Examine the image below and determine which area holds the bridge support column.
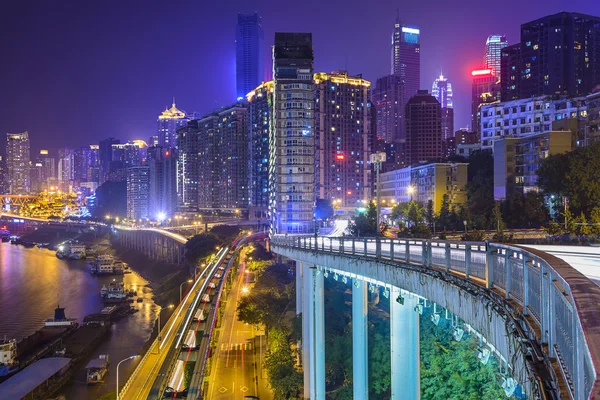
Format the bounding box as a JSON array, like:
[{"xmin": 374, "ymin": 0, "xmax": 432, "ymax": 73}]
[
  {"xmin": 352, "ymin": 278, "xmax": 368, "ymax": 399},
  {"xmin": 308, "ymin": 267, "xmax": 325, "ymax": 400},
  {"xmin": 390, "ymin": 287, "xmax": 420, "ymax": 400},
  {"xmin": 300, "ymin": 263, "xmax": 310, "ymax": 399}
]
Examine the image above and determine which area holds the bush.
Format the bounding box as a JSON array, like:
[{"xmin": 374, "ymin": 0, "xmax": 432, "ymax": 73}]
[
  {"xmin": 492, "ymin": 231, "xmax": 513, "ymax": 243},
  {"xmin": 461, "ymin": 230, "xmax": 486, "ymax": 241}
]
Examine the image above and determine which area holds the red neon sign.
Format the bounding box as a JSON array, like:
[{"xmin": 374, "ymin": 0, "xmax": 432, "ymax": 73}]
[
  {"xmin": 471, "ymin": 68, "xmax": 493, "ymax": 76},
  {"xmin": 336, "ymin": 154, "xmax": 345, "ymax": 160}
]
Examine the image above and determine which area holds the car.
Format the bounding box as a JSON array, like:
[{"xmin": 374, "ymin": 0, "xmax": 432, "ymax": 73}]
[
  {"xmin": 208, "ymin": 282, "xmax": 216, "ymax": 289},
  {"xmin": 215, "ymin": 273, "xmax": 222, "ymax": 279}
]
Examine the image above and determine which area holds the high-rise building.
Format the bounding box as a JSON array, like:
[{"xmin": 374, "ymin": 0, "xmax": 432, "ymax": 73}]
[
  {"xmin": 471, "ymin": 68, "xmax": 501, "ymax": 135},
  {"xmin": 111, "ymin": 140, "xmax": 147, "ymax": 168},
  {"xmin": 484, "ymin": 35, "xmax": 508, "ymax": 78},
  {"xmin": 148, "ymin": 135, "xmax": 159, "ymax": 147},
  {"xmin": 247, "ymin": 81, "xmax": 273, "ymax": 218},
  {"xmin": 176, "ymin": 120, "xmax": 201, "ymax": 211},
  {"xmin": 405, "ymin": 90, "xmax": 442, "ymax": 166},
  {"xmin": 270, "ymin": 33, "xmax": 315, "ymax": 234},
  {"xmin": 86, "ymin": 145, "xmax": 100, "ymax": 183},
  {"xmin": 33, "ymin": 150, "xmax": 56, "ymax": 192},
  {"xmin": 236, "ymin": 12, "xmax": 264, "ymax": 100},
  {"xmin": 432, "ymin": 74, "xmax": 454, "ymax": 141},
  {"xmin": 372, "ymin": 75, "xmax": 405, "ymax": 143},
  {"xmin": 0, "ymin": 155, "xmax": 6, "ymax": 194},
  {"xmin": 148, "ymin": 146, "xmax": 177, "ymax": 219},
  {"xmin": 157, "ymin": 101, "xmax": 192, "ymax": 148},
  {"xmin": 126, "ymin": 166, "xmax": 149, "ymax": 220},
  {"xmin": 99, "ymin": 137, "xmax": 120, "ymax": 184},
  {"xmin": 391, "ymin": 17, "xmax": 420, "ymax": 101},
  {"xmin": 500, "ymin": 12, "xmax": 600, "ymax": 101},
  {"xmin": 500, "ymin": 44, "xmax": 521, "ymax": 102},
  {"xmin": 58, "ymin": 147, "xmax": 75, "ymax": 190},
  {"xmin": 6, "ymin": 132, "xmax": 30, "ymax": 194},
  {"xmin": 314, "ymin": 71, "xmax": 372, "ymax": 209}
]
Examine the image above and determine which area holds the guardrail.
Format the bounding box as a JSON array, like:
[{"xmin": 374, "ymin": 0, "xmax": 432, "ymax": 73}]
[{"xmin": 271, "ymin": 235, "xmax": 600, "ymax": 400}]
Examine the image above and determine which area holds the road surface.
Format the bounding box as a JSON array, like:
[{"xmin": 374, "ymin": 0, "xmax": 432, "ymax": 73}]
[
  {"xmin": 208, "ymin": 260, "xmax": 273, "ymax": 400},
  {"xmin": 524, "ymin": 245, "xmax": 600, "ymax": 284}
]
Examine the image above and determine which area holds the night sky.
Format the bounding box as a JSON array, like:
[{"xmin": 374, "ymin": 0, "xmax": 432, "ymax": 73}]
[{"xmin": 1, "ymin": 0, "xmax": 596, "ymax": 154}]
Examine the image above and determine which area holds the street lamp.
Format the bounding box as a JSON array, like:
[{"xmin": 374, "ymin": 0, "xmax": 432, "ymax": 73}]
[
  {"xmin": 407, "ymin": 185, "xmax": 415, "ymax": 201},
  {"xmin": 463, "ymin": 220, "xmax": 468, "ymax": 233},
  {"xmin": 180, "ymin": 279, "xmax": 193, "ymax": 302},
  {"xmin": 157, "ymin": 304, "xmax": 174, "ymax": 345},
  {"xmin": 370, "ymin": 152, "xmax": 387, "ymax": 235},
  {"xmin": 116, "ymin": 354, "xmax": 139, "ymax": 400}
]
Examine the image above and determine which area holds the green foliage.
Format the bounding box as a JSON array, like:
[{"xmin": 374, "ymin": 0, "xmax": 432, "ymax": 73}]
[
  {"xmin": 265, "ymin": 327, "xmax": 302, "ymax": 399},
  {"xmin": 390, "ymin": 200, "xmax": 425, "ymax": 228},
  {"xmin": 461, "ymin": 230, "xmax": 486, "ymax": 241},
  {"xmin": 209, "ymin": 225, "xmax": 241, "ymax": 241},
  {"xmin": 465, "ymin": 150, "xmax": 494, "ymax": 229},
  {"xmin": 437, "ymin": 194, "xmax": 453, "ymax": 231},
  {"xmin": 248, "ymin": 242, "xmax": 272, "ymax": 261},
  {"xmin": 425, "ymin": 199, "xmax": 435, "ymax": 229},
  {"xmin": 348, "ymin": 202, "xmax": 379, "ymax": 236},
  {"xmin": 184, "ymin": 233, "xmax": 220, "ymax": 264},
  {"xmin": 183, "ymin": 361, "xmax": 195, "ymax": 388},
  {"xmin": 315, "ymin": 198, "xmax": 335, "ymax": 220},
  {"xmin": 491, "ymin": 201, "xmax": 504, "ymax": 231},
  {"xmin": 501, "ymin": 192, "xmax": 548, "ymax": 229}
]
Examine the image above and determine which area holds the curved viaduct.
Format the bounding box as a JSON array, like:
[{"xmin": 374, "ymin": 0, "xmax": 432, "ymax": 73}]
[{"xmin": 271, "ymin": 235, "xmax": 600, "ymax": 400}]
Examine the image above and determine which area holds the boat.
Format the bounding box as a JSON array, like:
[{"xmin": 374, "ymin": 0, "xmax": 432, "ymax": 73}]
[
  {"xmin": 112, "ymin": 261, "xmax": 126, "ymax": 274},
  {"xmin": 91, "ymin": 255, "xmax": 115, "ymax": 275},
  {"xmin": 44, "ymin": 306, "xmax": 77, "ymax": 328},
  {"xmin": 0, "ymin": 338, "xmax": 19, "ymax": 377},
  {"xmin": 68, "ymin": 244, "xmax": 86, "ymax": 260},
  {"xmin": 85, "ymin": 354, "xmax": 109, "ymax": 384},
  {"xmin": 101, "ymin": 306, "xmax": 116, "ymax": 315},
  {"xmin": 100, "ymin": 280, "xmax": 131, "ymax": 303}
]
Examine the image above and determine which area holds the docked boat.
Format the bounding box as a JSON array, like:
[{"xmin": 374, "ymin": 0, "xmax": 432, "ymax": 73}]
[
  {"xmin": 44, "ymin": 306, "xmax": 77, "ymax": 328},
  {"xmin": 68, "ymin": 244, "xmax": 86, "ymax": 259},
  {"xmin": 0, "ymin": 338, "xmax": 18, "ymax": 377},
  {"xmin": 91, "ymin": 255, "xmax": 115, "ymax": 275},
  {"xmin": 100, "ymin": 281, "xmax": 131, "ymax": 303},
  {"xmin": 86, "ymin": 354, "xmax": 109, "ymax": 384},
  {"xmin": 112, "ymin": 261, "xmax": 126, "ymax": 274}
]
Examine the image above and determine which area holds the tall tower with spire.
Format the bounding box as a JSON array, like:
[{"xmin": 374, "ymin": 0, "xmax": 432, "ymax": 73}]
[{"xmin": 157, "ymin": 99, "xmax": 191, "ymax": 148}]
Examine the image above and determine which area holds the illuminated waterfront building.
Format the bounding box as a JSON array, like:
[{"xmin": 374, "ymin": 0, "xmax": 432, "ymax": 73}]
[
  {"xmin": 148, "ymin": 146, "xmax": 177, "ymax": 219},
  {"xmin": 246, "ymin": 81, "xmax": 273, "ymax": 218},
  {"xmin": 314, "ymin": 71, "xmax": 372, "ymax": 209},
  {"xmin": 431, "ymin": 74, "xmax": 454, "ymax": 141},
  {"xmin": 270, "ymin": 32, "xmax": 315, "ymax": 234},
  {"xmin": 6, "ymin": 132, "xmax": 30, "ymax": 194},
  {"xmin": 32, "ymin": 150, "xmax": 56, "ymax": 192},
  {"xmin": 483, "ymin": 35, "xmax": 508, "ymax": 77},
  {"xmin": 236, "ymin": 12, "xmax": 264, "ymax": 100}
]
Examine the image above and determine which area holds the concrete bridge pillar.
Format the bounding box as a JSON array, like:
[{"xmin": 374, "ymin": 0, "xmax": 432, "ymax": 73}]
[
  {"xmin": 308, "ymin": 267, "xmax": 325, "ymax": 399},
  {"xmin": 352, "ymin": 278, "xmax": 369, "ymax": 399},
  {"xmin": 300, "ymin": 263, "xmax": 310, "ymax": 399},
  {"xmin": 390, "ymin": 286, "xmax": 420, "ymax": 400}
]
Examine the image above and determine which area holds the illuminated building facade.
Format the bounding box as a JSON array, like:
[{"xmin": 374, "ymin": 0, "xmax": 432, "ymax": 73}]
[
  {"xmin": 314, "ymin": 71, "xmax": 372, "ymax": 209},
  {"xmin": 176, "ymin": 120, "xmax": 201, "ymax": 211},
  {"xmin": 32, "ymin": 150, "xmax": 56, "ymax": 192},
  {"xmin": 471, "ymin": 68, "xmax": 500, "ymax": 135},
  {"xmin": 372, "ymin": 75, "xmax": 405, "ymax": 143},
  {"xmin": 99, "ymin": 137, "xmax": 119, "ymax": 184},
  {"xmin": 58, "ymin": 147, "xmax": 74, "ymax": 190},
  {"xmin": 126, "ymin": 165, "xmax": 149, "ymax": 220},
  {"xmin": 148, "ymin": 146, "xmax": 177, "ymax": 219},
  {"xmin": 483, "ymin": 35, "xmax": 508, "ymax": 77},
  {"xmin": 431, "ymin": 74, "xmax": 454, "ymax": 141},
  {"xmin": 157, "ymin": 101, "xmax": 193, "ymax": 148},
  {"xmin": 405, "ymin": 90, "xmax": 442, "ymax": 166},
  {"xmin": 247, "ymin": 81, "xmax": 273, "ymax": 217},
  {"xmin": 391, "ymin": 17, "xmax": 420, "ymax": 101},
  {"xmin": 270, "ymin": 33, "xmax": 315, "ymax": 234},
  {"xmin": 111, "ymin": 140, "xmax": 147, "ymax": 168},
  {"xmin": 500, "ymin": 12, "xmax": 600, "ymax": 101},
  {"xmin": 500, "ymin": 44, "xmax": 521, "ymax": 102},
  {"xmin": 6, "ymin": 132, "xmax": 31, "ymax": 194},
  {"xmin": 236, "ymin": 12, "xmax": 264, "ymax": 100}
]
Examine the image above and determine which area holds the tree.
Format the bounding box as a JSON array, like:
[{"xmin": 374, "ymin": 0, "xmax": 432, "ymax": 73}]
[
  {"xmin": 406, "ymin": 201, "xmax": 424, "ymax": 227},
  {"xmin": 437, "ymin": 194, "xmax": 452, "ymax": 231},
  {"xmin": 347, "ymin": 202, "xmax": 379, "ymax": 236},
  {"xmin": 491, "ymin": 201, "xmax": 504, "ymax": 231},
  {"xmin": 315, "ymin": 198, "xmax": 335, "ymax": 220},
  {"xmin": 425, "ymin": 200, "xmax": 435, "ymax": 230},
  {"xmin": 465, "ymin": 150, "xmax": 495, "ymax": 230},
  {"xmin": 184, "ymin": 233, "xmax": 220, "ymax": 264}
]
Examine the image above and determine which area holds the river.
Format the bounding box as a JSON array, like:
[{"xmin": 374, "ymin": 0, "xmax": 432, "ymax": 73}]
[{"xmin": 0, "ymin": 242, "xmax": 159, "ymax": 399}]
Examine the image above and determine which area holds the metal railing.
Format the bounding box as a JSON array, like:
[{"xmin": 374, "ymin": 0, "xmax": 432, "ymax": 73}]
[{"xmin": 271, "ymin": 235, "xmax": 600, "ymax": 400}]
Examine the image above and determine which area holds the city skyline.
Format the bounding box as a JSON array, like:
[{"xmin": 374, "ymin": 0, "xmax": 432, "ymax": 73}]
[{"xmin": 2, "ymin": 1, "xmax": 594, "ymax": 154}]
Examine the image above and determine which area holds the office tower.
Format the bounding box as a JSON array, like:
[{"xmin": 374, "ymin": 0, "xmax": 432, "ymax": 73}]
[
  {"xmin": 270, "ymin": 32, "xmax": 315, "ymax": 234},
  {"xmin": 500, "ymin": 44, "xmax": 521, "ymax": 101},
  {"xmin": 126, "ymin": 166, "xmax": 149, "ymax": 220},
  {"xmin": 196, "ymin": 104, "xmax": 249, "ymax": 209},
  {"xmin": 148, "ymin": 135, "xmax": 159, "ymax": 147},
  {"xmin": 86, "ymin": 145, "xmax": 100, "ymax": 183},
  {"xmin": 236, "ymin": 12, "xmax": 265, "ymax": 100},
  {"xmin": 391, "ymin": 16, "xmax": 420, "ymax": 101},
  {"xmin": 148, "ymin": 146, "xmax": 177, "ymax": 219},
  {"xmin": 6, "ymin": 132, "xmax": 30, "ymax": 194},
  {"xmin": 247, "ymin": 81, "xmax": 273, "ymax": 218},
  {"xmin": 372, "ymin": 75, "xmax": 405, "ymax": 143},
  {"xmin": 501, "ymin": 12, "xmax": 600, "ymax": 101},
  {"xmin": 432, "ymin": 74, "xmax": 454, "ymax": 141},
  {"xmin": 314, "ymin": 71, "xmax": 372, "ymax": 208},
  {"xmin": 471, "ymin": 68, "xmax": 500, "ymax": 135},
  {"xmin": 57, "ymin": 147, "xmax": 75, "ymax": 190},
  {"xmin": 157, "ymin": 101, "xmax": 192, "ymax": 147},
  {"xmin": 176, "ymin": 120, "xmax": 201, "ymax": 211},
  {"xmin": 405, "ymin": 90, "xmax": 442, "ymax": 166},
  {"xmin": 99, "ymin": 137, "xmax": 120, "ymax": 184},
  {"xmin": 0, "ymin": 155, "xmax": 6, "ymax": 194},
  {"xmin": 111, "ymin": 140, "xmax": 147, "ymax": 168},
  {"xmin": 33, "ymin": 150, "xmax": 56, "ymax": 192},
  {"xmin": 484, "ymin": 35, "xmax": 508, "ymax": 77}
]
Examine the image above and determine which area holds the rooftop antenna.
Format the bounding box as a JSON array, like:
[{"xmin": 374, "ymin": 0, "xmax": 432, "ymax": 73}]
[{"xmin": 172, "ymin": 96, "xmax": 176, "ymax": 107}]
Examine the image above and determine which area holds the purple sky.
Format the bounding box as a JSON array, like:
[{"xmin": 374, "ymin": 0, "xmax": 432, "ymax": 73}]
[{"xmin": 0, "ymin": 0, "xmax": 596, "ymax": 155}]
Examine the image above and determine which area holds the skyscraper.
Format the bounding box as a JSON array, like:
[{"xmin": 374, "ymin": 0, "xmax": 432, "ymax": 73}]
[
  {"xmin": 431, "ymin": 74, "xmax": 454, "ymax": 141},
  {"xmin": 372, "ymin": 75, "xmax": 405, "ymax": 143},
  {"xmin": 176, "ymin": 120, "xmax": 201, "ymax": 211},
  {"xmin": 148, "ymin": 146, "xmax": 177, "ymax": 219},
  {"xmin": 483, "ymin": 35, "xmax": 508, "ymax": 77},
  {"xmin": 6, "ymin": 132, "xmax": 30, "ymax": 194},
  {"xmin": 126, "ymin": 166, "xmax": 149, "ymax": 220},
  {"xmin": 405, "ymin": 90, "xmax": 442, "ymax": 166},
  {"xmin": 236, "ymin": 12, "xmax": 264, "ymax": 100},
  {"xmin": 33, "ymin": 150, "xmax": 56, "ymax": 192},
  {"xmin": 99, "ymin": 137, "xmax": 120, "ymax": 184},
  {"xmin": 471, "ymin": 68, "xmax": 500, "ymax": 135},
  {"xmin": 157, "ymin": 101, "xmax": 192, "ymax": 148},
  {"xmin": 270, "ymin": 33, "xmax": 315, "ymax": 234},
  {"xmin": 500, "ymin": 12, "xmax": 600, "ymax": 101},
  {"xmin": 314, "ymin": 71, "xmax": 372, "ymax": 208},
  {"xmin": 391, "ymin": 17, "xmax": 420, "ymax": 101},
  {"xmin": 500, "ymin": 44, "xmax": 521, "ymax": 101},
  {"xmin": 247, "ymin": 81, "xmax": 273, "ymax": 218}
]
